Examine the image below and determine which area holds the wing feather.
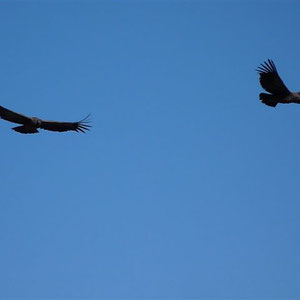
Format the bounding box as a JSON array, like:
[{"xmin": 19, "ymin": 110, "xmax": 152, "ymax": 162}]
[
  {"xmin": 257, "ymin": 59, "xmax": 291, "ymax": 96},
  {"xmin": 0, "ymin": 105, "xmax": 32, "ymax": 125}
]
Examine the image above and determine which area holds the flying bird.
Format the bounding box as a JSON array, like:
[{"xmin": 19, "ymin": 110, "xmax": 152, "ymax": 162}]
[
  {"xmin": 257, "ymin": 59, "xmax": 300, "ymax": 107},
  {"xmin": 0, "ymin": 105, "xmax": 91, "ymax": 134}
]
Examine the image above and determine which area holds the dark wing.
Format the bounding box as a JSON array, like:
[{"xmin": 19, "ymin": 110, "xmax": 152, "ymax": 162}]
[
  {"xmin": 256, "ymin": 59, "xmax": 291, "ymax": 95},
  {"xmin": 39, "ymin": 114, "xmax": 91, "ymax": 133},
  {"xmin": 0, "ymin": 105, "xmax": 32, "ymax": 125}
]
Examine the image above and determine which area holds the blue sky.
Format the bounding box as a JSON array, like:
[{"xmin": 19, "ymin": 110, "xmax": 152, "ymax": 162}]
[{"xmin": 0, "ymin": 1, "xmax": 300, "ymax": 298}]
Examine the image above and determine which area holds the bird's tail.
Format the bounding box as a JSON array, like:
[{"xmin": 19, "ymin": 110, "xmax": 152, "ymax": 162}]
[
  {"xmin": 12, "ymin": 125, "xmax": 39, "ymax": 134},
  {"xmin": 259, "ymin": 93, "xmax": 278, "ymax": 107}
]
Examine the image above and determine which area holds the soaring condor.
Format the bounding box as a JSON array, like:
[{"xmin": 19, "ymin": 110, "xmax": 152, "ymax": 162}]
[
  {"xmin": 257, "ymin": 59, "xmax": 300, "ymax": 107},
  {"xmin": 0, "ymin": 105, "xmax": 91, "ymax": 134}
]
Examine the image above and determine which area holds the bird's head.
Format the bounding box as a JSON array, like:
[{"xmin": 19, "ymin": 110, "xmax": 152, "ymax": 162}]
[{"xmin": 31, "ymin": 117, "xmax": 42, "ymax": 127}]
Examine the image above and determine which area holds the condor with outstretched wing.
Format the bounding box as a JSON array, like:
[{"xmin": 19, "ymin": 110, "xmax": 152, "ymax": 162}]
[
  {"xmin": 0, "ymin": 105, "xmax": 91, "ymax": 134},
  {"xmin": 257, "ymin": 59, "xmax": 300, "ymax": 107}
]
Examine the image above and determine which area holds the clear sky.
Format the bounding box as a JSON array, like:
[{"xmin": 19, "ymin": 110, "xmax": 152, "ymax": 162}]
[{"xmin": 0, "ymin": 1, "xmax": 300, "ymax": 299}]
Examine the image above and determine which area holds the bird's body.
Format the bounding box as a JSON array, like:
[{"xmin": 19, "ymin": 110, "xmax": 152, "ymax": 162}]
[
  {"xmin": 257, "ymin": 59, "xmax": 300, "ymax": 107},
  {"xmin": 0, "ymin": 105, "xmax": 91, "ymax": 134}
]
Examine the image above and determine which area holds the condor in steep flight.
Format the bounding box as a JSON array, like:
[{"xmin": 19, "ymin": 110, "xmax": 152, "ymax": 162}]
[
  {"xmin": 257, "ymin": 59, "xmax": 300, "ymax": 107},
  {"xmin": 0, "ymin": 105, "xmax": 91, "ymax": 134}
]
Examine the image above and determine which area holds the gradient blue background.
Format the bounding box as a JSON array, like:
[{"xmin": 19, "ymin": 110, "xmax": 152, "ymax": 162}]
[{"xmin": 0, "ymin": 1, "xmax": 300, "ymax": 298}]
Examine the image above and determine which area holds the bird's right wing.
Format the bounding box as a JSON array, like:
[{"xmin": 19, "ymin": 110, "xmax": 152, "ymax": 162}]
[
  {"xmin": 257, "ymin": 59, "xmax": 291, "ymax": 95},
  {"xmin": 39, "ymin": 115, "xmax": 91, "ymax": 133},
  {"xmin": 0, "ymin": 105, "xmax": 32, "ymax": 125}
]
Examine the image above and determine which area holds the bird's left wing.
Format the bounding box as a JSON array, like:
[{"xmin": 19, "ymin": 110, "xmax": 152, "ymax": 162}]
[
  {"xmin": 0, "ymin": 105, "xmax": 33, "ymax": 125},
  {"xmin": 39, "ymin": 115, "xmax": 91, "ymax": 133},
  {"xmin": 257, "ymin": 59, "xmax": 291, "ymax": 96}
]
